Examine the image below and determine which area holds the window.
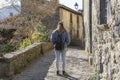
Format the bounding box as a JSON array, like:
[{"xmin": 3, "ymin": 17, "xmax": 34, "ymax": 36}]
[{"xmin": 100, "ymin": 0, "xmax": 107, "ymax": 24}]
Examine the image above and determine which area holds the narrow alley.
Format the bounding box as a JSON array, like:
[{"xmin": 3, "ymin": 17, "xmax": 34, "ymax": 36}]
[{"xmin": 12, "ymin": 47, "xmax": 95, "ymax": 80}]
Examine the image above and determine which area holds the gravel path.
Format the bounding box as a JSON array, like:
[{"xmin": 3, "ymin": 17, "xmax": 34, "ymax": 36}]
[{"xmin": 12, "ymin": 47, "xmax": 95, "ymax": 80}]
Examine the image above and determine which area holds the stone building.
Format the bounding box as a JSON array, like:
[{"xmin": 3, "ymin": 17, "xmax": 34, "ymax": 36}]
[
  {"xmin": 59, "ymin": 5, "xmax": 83, "ymax": 46},
  {"xmin": 84, "ymin": 0, "xmax": 120, "ymax": 80}
]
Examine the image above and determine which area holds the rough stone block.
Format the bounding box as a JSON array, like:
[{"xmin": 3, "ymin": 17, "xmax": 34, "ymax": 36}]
[
  {"xmin": 115, "ymin": 14, "xmax": 120, "ymax": 26},
  {"xmin": 0, "ymin": 42, "xmax": 53, "ymax": 78},
  {"xmin": 0, "ymin": 62, "xmax": 9, "ymax": 77},
  {"xmin": 88, "ymin": 54, "xmax": 94, "ymax": 65},
  {"xmin": 41, "ymin": 42, "xmax": 53, "ymax": 54}
]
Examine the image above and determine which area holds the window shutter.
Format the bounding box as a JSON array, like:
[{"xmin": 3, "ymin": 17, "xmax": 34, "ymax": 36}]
[{"xmin": 100, "ymin": 0, "xmax": 107, "ymax": 24}]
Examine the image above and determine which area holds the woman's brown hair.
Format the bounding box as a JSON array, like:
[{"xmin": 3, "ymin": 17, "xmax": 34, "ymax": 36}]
[{"xmin": 57, "ymin": 21, "xmax": 66, "ymax": 32}]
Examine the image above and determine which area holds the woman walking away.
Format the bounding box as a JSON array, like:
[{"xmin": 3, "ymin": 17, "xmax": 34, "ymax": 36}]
[{"xmin": 50, "ymin": 21, "xmax": 70, "ymax": 75}]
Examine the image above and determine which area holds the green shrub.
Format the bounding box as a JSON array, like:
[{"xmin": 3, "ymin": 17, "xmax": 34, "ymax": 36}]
[
  {"xmin": 32, "ymin": 32, "xmax": 48, "ymax": 42},
  {"xmin": 2, "ymin": 44, "xmax": 15, "ymax": 53},
  {"xmin": 19, "ymin": 38, "xmax": 31, "ymax": 49},
  {"xmin": 31, "ymin": 22, "xmax": 48, "ymax": 42},
  {"xmin": 18, "ymin": 22, "xmax": 48, "ymax": 50}
]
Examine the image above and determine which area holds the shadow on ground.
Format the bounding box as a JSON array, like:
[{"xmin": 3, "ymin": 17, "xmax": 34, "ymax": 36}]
[
  {"xmin": 58, "ymin": 73, "xmax": 79, "ymax": 80},
  {"xmin": 68, "ymin": 46, "xmax": 85, "ymax": 50}
]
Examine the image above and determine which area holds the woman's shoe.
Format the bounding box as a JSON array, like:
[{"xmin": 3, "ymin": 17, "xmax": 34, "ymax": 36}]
[
  {"xmin": 56, "ymin": 71, "xmax": 59, "ymax": 75},
  {"xmin": 62, "ymin": 71, "xmax": 66, "ymax": 75}
]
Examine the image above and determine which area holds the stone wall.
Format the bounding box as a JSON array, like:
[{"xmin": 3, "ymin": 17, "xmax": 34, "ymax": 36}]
[
  {"xmin": 91, "ymin": 0, "xmax": 120, "ymax": 80},
  {"xmin": 83, "ymin": 0, "xmax": 91, "ymax": 53},
  {"xmin": 0, "ymin": 42, "xmax": 53, "ymax": 78}
]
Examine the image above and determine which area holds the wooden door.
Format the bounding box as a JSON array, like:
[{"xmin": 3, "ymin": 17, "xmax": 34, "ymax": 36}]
[{"xmin": 70, "ymin": 13, "xmax": 83, "ymax": 46}]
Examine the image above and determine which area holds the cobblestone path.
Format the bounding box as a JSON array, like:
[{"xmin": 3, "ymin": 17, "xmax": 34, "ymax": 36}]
[{"xmin": 12, "ymin": 47, "xmax": 95, "ymax": 80}]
